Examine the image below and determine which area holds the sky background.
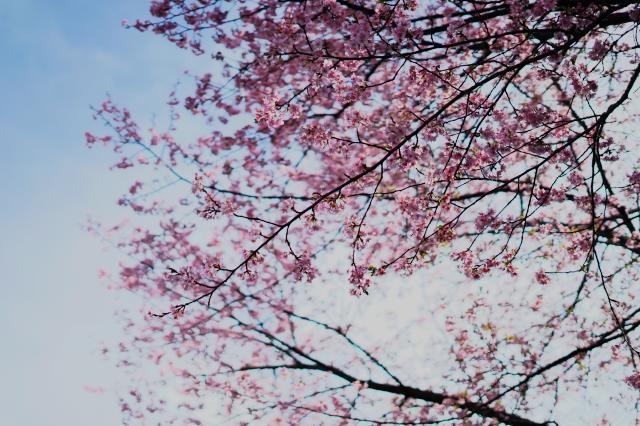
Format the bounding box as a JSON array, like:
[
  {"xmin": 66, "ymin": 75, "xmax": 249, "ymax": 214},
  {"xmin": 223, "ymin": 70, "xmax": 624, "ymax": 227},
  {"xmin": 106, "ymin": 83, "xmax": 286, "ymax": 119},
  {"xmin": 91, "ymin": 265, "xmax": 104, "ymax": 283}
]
[
  {"xmin": 0, "ymin": 1, "xmax": 209, "ymax": 424},
  {"xmin": 1, "ymin": 2, "xmax": 638, "ymax": 425}
]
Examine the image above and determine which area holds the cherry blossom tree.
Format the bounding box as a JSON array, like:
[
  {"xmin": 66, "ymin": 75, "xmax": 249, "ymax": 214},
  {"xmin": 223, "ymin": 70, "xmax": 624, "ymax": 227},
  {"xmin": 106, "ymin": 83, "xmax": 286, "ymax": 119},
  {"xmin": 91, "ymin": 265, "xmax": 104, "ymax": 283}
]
[{"xmin": 87, "ymin": 0, "xmax": 640, "ymax": 424}]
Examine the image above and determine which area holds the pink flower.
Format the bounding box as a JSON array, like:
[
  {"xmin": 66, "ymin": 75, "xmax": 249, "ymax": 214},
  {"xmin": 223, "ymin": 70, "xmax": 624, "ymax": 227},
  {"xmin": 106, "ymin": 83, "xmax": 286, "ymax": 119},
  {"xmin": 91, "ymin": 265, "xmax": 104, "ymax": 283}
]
[
  {"xmin": 349, "ymin": 266, "xmax": 371, "ymax": 296},
  {"xmin": 535, "ymin": 270, "xmax": 551, "ymax": 285},
  {"xmin": 625, "ymin": 372, "xmax": 640, "ymax": 389},
  {"xmin": 589, "ymin": 40, "xmax": 609, "ymax": 61},
  {"xmin": 292, "ymin": 254, "xmax": 317, "ymax": 283}
]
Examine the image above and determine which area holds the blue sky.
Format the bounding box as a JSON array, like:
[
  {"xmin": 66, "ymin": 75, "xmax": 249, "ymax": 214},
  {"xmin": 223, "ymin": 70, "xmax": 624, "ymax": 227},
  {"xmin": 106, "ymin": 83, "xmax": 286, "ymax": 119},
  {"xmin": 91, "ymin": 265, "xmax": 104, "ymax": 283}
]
[
  {"xmin": 0, "ymin": 1, "xmax": 208, "ymax": 424},
  {"xmin": 1, "ymin": 2, "xmax": 638, "ymax": 425}
]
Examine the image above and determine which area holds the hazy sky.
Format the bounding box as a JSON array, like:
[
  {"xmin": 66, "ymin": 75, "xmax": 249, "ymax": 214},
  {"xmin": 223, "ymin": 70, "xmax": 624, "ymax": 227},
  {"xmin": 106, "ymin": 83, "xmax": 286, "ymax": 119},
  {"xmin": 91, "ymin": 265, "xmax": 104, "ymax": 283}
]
[
  {"xmin": 0, "ymin": 1, "xmax": 208, "ymax": 424},
  {"xmin": 2, "ymin": 2, "xmax": 638, "ymax": 425}
]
